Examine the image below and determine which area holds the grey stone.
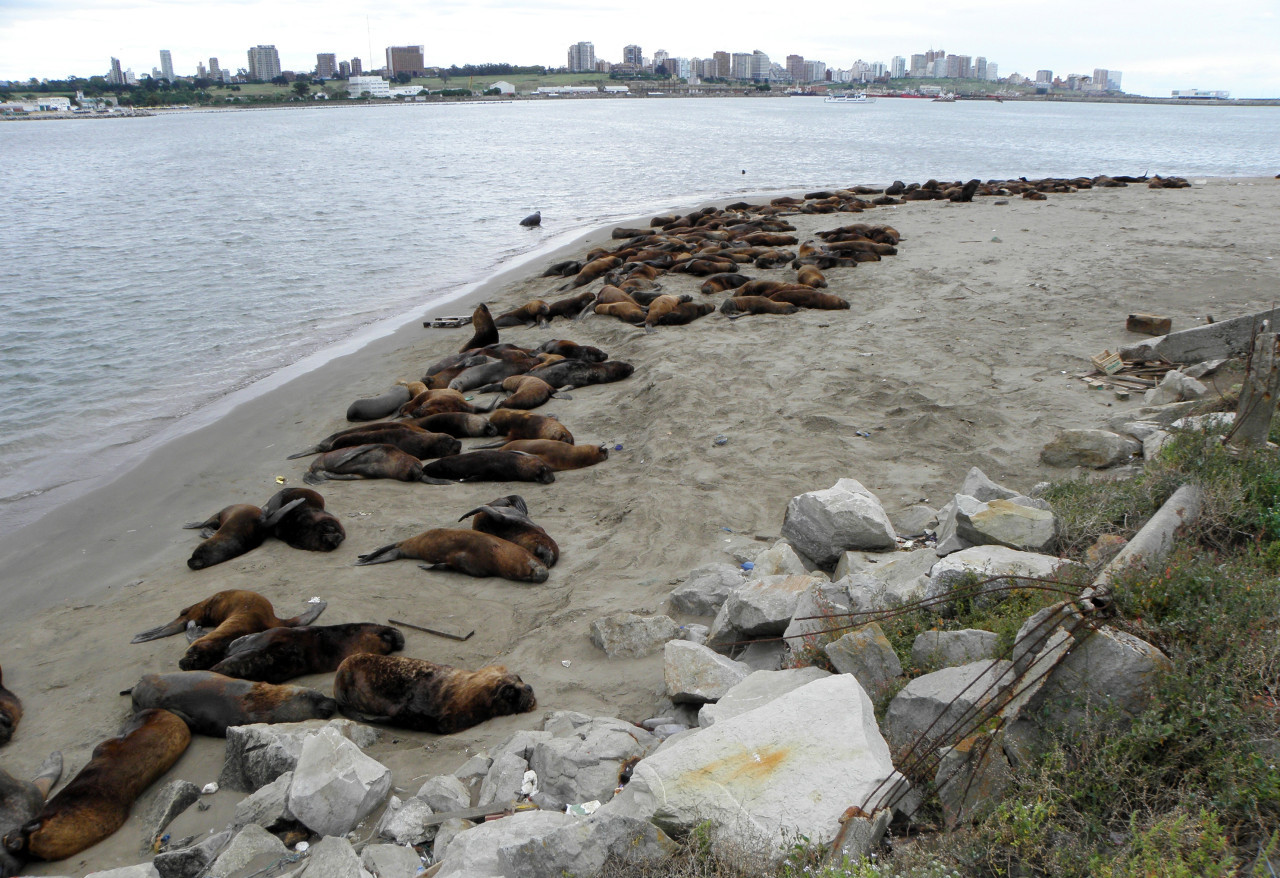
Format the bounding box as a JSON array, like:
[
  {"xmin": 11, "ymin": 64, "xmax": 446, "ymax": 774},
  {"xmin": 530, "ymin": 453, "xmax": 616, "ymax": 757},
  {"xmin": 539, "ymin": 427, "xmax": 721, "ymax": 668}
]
[
  {"xmin": 1171, "ymin": 411, "xmax": 1235, "ymax": 431},
  {"xmin": 416, "ymin": 774, "xmax": 471, "ymax": 813},
  {"xmin": 698, "ymin": 667, "xmax": 832, "ymax": 727},
  {"xmin": 589, "ymin": 612, "xmax": 681, "ymax": 658},
  {"xmin": 1040, "ymin": 429, "xmax": 1141, "ymax": 468},
  {"xmin": 829, "ymin": 808, "xmax": 892, "ymax": 865},
  {"xmin": 912, "ymin": 630, "xmax": 1001, "ymax": 670},
  {"xmin": 782, "ymin": 578, "xmax": 855, "ymax": 647},
  {"xmin": 141, "ymin": 779, "xmax": 201, "ymax": 851},
  {"xmin": 231, "ymin": 770, "xmax": 293, "ymax": 831},
  {"xmin": 1120, "ymin": 306, "xmax": 1280, "ymax": 364},
  {"xmin": 86, "ymin": 866, "xmax": 159, "ymax": 878},
  {"xmin": 499, "ymin": 812, "xmax": 677, "ymax": 878},
  {"xmin": 928, "ymin": 546, "xmax": 1086, "ymax": 605},
  {"xmin": 153, "ymin": 830, "xmax": 232, "ymax": 878},
  {"xmin": 477, "ymin": 751, "xmax": 528, "ymax": 808},
  {"xmin": 935, "ymin": 734, "xmax": 1013, "ymax": 829},
  {"xmin": 959, "ymin": 467, "xmax": 1020, "ymax": 503},
  {"xmin": 823, "ymin": 623, "xmax": 903, "ymax": 697},
  {"xmin": 298, "ymin": 836, "xmax": 364, "ymax": 878},
  {"xmin": 705, "ymin": 600, "xmax": 740, "ymax": 653},
  {"xmin": 287, "ymin": 726, "xmax": 393, "ymax": 838},
  {"xmin": 725, "ymin": 574, "xmax": 819, "ymax": 636},
  {"xmin": 361, "ymin": 843, "xmax": 424, "ymax": 878},
  {"xmin": 891, "ymin": 504, "xmax": 938, "ymax": 537},
  {"xmin": 736, "ymin": 638, "xmax": 786, "ymax": 671},
  {"xmin": 542, "ymin": 710, "xmax": 591, "ymax": 737},
  {"xmin": 529, "ymin": 715, "xmax": 657, "ymax": 809},
  {"xmin": 1144, "ymin": 370, "xmax": 1207, "ymax": 405},
  {"xmin": 663, "ymin": 640, "xmax": 751, "ymax": 703},
  {"xmin": 681, "ymin": 623, "xmax": 709, "ymax": 645},
  {"xmin": 832, "ymin": 550, "xmax": 882, "ymax": 580},
  {"xmin": 749, "ymin": 540, "xmax": 811, "ymax": 577},
  {"xmin": 884, "ymin": 660, "xmax": 1017, "ymax": 754},
  {"xmin": 954, "ymin": 497, "xmax": 1058, "ymax": 553},
  {"xmin": 600, "ymin": 674, "xmax": 908, "ymax": 861},
  {"xmin": 490, "ymin": 730, "xmax": 552, "ymax": 764},
  {"xmin": 1143, "ymin": 429, "xmax": 1173, "ymax": 459},
  {"xmin": 933, "ymin": 498, "xmax": 972, "ymax": 556},
  {"xmin": 453, "ymin": 754, "xmax": 492, "ymax": 785},
  {"xmin": 376, "ymin": 795, "xmax": 436, "ymax": 845},
  {"xmin": 207, "ymin": 825, "xmax": 289, "ymax": 878},
  {"xmin": 431, "ymin": 817, "xmax": 476, "ymax": 864},
  {"xmin": 220, "ymin": 719, "xmax": 377, "ymax": 792},
  {"xmin": 862, "ymin": 548, "xmax": 941, "ymax": 605},
  {"xmin": 670, "ymin": 564, "xmax": 744, "ymax": 616},
  {"xmin": 433, "ymin": 810, "xmax": 577, "ymax": 878},
  {"xmin": 781, "ymin": 478, "xmax": 898, "ymax": 566}
]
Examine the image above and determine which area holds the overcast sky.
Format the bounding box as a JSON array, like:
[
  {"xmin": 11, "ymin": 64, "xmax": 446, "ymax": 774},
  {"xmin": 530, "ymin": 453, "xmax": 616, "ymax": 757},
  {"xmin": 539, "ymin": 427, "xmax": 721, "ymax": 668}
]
[{"xmin": 3, "ymin": 0, "xmax": 1278, "ymax": 98}]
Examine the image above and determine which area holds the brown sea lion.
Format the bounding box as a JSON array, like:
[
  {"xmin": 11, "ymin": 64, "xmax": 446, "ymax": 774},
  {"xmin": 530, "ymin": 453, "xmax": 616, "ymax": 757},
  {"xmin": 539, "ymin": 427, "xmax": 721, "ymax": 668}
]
[
  {"xmin": 289, "ymin": 425, "xmax": 457, "ymax": 461},
  {"xmin": 334, "ymin": 655, "xmax": 537, "ymax": 734},
  {"xmin": 407, "ymin": 412, "xmax": 499, "ymax": 438},
  {"xmin": 823, "ymin": 238, "xmax": 897, "ymax": 256},
  {"xmin": 655, "ymin": 302, "xmax": 715, "ymax": 326},
  {"xmin": 492, "ymin": 300, "xmax": 550, "ymax": 328},
  {"xmin": 345, "ymin": 385, "xmax": 414, "ymax": 422},
  {"xmin": 560, "ymin": 255, "xmax": 622, "ymax": 290},
  {"xmin": 423, "ymin": 344, "xmax": 524, "ymax": 380},
  {"xmin": 399, "ymin": 387, "xmax": 495, "ymax": 418},
  {"xmin": 1, "ymin": 754, "xmax": 62, "ymax": 878},
  {"xmin": 525, "ymin": 359, "xmax": 634, "ymax": 390},
  {"xmin": 768, "ymin": 287, "xmax": 851, "ymax": 310},
  {"xmin": 448, "ymin": 353, "xmax": 541, "ymax": 392},
  {"xmin": 0, "ymin": 666, "xmax": 19, "ymax": 747},
  {"xmin": 753, "ymin": 249, "xmax": 796, "ymax": 269},
  {"xmin": 422, "ymin": 450, "xmax": 556, "ymax": 485},
  {"xmin": 545, "ymin": 291, "xmax": 596, "ymax": 320},
  {"xmin": 355, "ymin": 528, "xmax": 549, "ymax": 582},
  {"xmin": 734, "ymin": 279, "xmax": 790, "ymax": 297},
  {"xmin": 261, "ymin": 488, "xmax": 346, "ymax": 553},
  {"xmin": 127, "ymin": 672, "xmax": 337, "ymax": 737},
  {"xmin": 287, "ymin": 421, "xmax": 426, "ymax": 459},
  {"xmin": 304, "ymin": 444, "xmax": 448, "ymax": 485},
  {"xmin": 211, "ymin": 623, "xmax": 405, "ymax": 684},
  {"xmin": 488, "ymin": 410, "xmax": 574, "ymax": 444},
  {"xmin": 7, "ymin": 711, "xmax": 189, "ymax": 863},
  {"xmin": 720, "ymin": 296, "xmax": 800, "ymax": 318},
  {"xmin": 131, "ymin": 589, "xmax": 328, "ymax": 671},
  {"xmin": 459, "ymin": 303, "xmax": 498, "ymax": 352},
  {"xmin": 644, "ymin": 295, "xmax": 683, "ymax": 332},
  {"xmin": 796, "ymin": 265, "xmax": 828, "ymax": 288},
  {"xmin": 497, "ymin": 440, "xmax": 608, "ymax": 471},
  {"xmin": 397, "ymin": 379, "xmax": 428, "ymax": 398},
  {"xmin": 458, "ymin": 495, "xmax": 559, "ymax": 567},
  {"xmin": 536, "ymin": 339, "xmax": 607, "ymax": 362},
  {"xmin": 182, "ymin": 500, "xmax": 304, "ymax": 571},
  {"xmin": 593, "ymin": 302, "xmax": 647, "ymax": 325},
  {"xmin": 699, "ymin": 273, "xmax": 752, "ymax": 295},
  {"xmin": 495, "ymin": 375, "xmax": 560, "ymax": 410},
  {"xmin": 540, "ymin": 259, "xmax": 583, "ymax": 277}
]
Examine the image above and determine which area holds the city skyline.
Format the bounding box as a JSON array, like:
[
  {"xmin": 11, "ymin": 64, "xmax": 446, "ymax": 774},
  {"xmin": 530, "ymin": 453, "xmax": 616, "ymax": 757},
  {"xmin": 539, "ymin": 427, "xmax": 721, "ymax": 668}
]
[{"xmin": 1, "ymin": 0, "xmax": 1277, "ymax": 98}]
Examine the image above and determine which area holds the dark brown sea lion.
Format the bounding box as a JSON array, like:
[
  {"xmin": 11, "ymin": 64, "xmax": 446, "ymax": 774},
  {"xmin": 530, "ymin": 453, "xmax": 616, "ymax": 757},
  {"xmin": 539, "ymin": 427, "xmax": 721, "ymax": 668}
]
[
  {"xmin": 753, "ymin": 249, "xmax": 796, "ymax": 269},
  {"xmin": 823, "ymin": 238, "xmax": 897, "ymax": 256},
  {"xmin": 458, "ymin": 495, "xmax": 559, "ymax": 567},
  {"xmin": 211, "ymin": 623, "xmax": 405, "ymax": 684},
  {"xmin": 699, "ymin": 273, "xmax": 752, "ymax": 295},
  {"xmin": 261, "ymin": 488, "xmax": 346, "ymax": 552},
  {"xmin": 545, "ymin": 291, "xmax": 597, "ymax": 321},
  {"xmin": 768, "ymin": 287, "xmax": 851, "ymax": 310},
  {"xmin": 497, "ymin": 440, "xmax": 609, "ymax": 471},
  {"xmin": 625, "ymin": 289, "xmax": 685, "ymax": 308},
  {"xmin": 655, "ymin": 302, "xmax": 715, "ymax": 326},
  {"xmin": 1, "ymin": 754, "xmax": 62, "ymax": 878},
  {"xmin": 720, "ymin": 296, "xmax": 800, "ymax": 318},
  {"xmin": 796, "ymin": 265, "xmax": 828, "ymax": 288},
  {"xmin": 131, "ymin": 589, "xmax": 328, "ymax": 671},
  {"xmin": 495, "ymin": 375, "xmax": 560, "ymax": 410},
  {"xmin": 734, "ymin": 279, "xmax": 790, "ymax": 297},
  {"xmin": 182, "ymin": 500, "xmax": 304, "ymax": 571},
  {"xmin": 459, "ymin": 303, "xmax": 499, "ymax": 352},
  {"xmin": 493, "ymin": 300, "xmax": 551, "ymax": 328},
  {"xmin": 304, "ymin": 444, "xmax": 446, "ymax": 485},
  {"xmin": 488, "ymin": 410, "xmax": 575, "ymax": 444},
  {"xmin": 0, "ymin": 667, "xmax": 18, "ymax": 747},
  {"xmin": 6, "ymin": 710, "xmax": 190, "ymax": 863},
  {"xmin": 536, "ymin": 339, "xmax": 607, "ymax": 362},
  {"xmin": 422, "ymin": 450, "xmax": 556, "ymax": 485},
  {"xmin": 423, "ymin": 344, "xmax": 525, "ymax": 380},
  {"xmin": 334, "ymin": 655, "xmax": 537, "ymax": 734},
  {"xmin": 526, "ymin": 359, "xmax": 634, "ymax": 390},
  {"xmin": 540, "ymin": 260, "xmax": 582, "ymax": 278},
  {"xmin": 287, "ymin": 421, "xmax": 428, "ymax": 459},
  {"xmin": 355, "ymin": 528, "xmax": 549, "ymax": 582},
  {"xmin": 345, "ymin": 385, "xmax": 414, "ymax": 422},
  {"xmin": 407, "ymin": 412, "xmax": 499, "ymax": 438},
  {"xmin": 289, "ymin": 425, "xmax": 458, "ymax": 462},
  {"xmin": 128, "ymin": 672, "xmax": 337, "ymax": 737},
  {"xmin": 448, "ymin": 354, "xmax": 540, "ymax": 392},
  {"xmin": 560, "ymin": 255, "xmax": 622, "ymax": 290}
]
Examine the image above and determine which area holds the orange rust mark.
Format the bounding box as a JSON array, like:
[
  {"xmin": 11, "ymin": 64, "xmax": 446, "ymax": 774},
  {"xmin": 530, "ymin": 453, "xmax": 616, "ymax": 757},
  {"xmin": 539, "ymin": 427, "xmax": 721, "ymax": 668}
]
[{"xmin": 686, "ymin": 746, "xmax": 791, "ymax": 786}]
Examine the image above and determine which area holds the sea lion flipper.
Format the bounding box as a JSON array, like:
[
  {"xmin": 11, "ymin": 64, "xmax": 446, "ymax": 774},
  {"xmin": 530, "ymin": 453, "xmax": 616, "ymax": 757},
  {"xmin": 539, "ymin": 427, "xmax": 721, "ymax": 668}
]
[
  {"xmin": 285, "ymin": 446, "xmax": 322, "ymax": 460},
  {"xmin": 185, "ymin": 621, "xmax": 210, "ymax": 644},
  {"xmin": 419, "ymin": 475, "xmax": 454, "ymax": 485},
  {"xmin": 181, "ymin": 515, "xmax": 218, "ymax": 530},
  {"xmin": 552, "ymin": 392, "xmax": 572, "ymax": 400},
  {"xmin": 32, "ymin": 751, "xmax": 62, "ymax": 798},
  {"xmin": 130, "ymin": 617, "xmax": 190, "ymax": 643},
  {"xmin": 285, "ymin": 599, "xmax": 327, "ymax": 627},
  {"xmin": 355, "ymin": 544, "xmax": 404, "ymax": 566},
  {"xmin": 261, "ymin": 497, "xmax": 305, "ymax": 529}
]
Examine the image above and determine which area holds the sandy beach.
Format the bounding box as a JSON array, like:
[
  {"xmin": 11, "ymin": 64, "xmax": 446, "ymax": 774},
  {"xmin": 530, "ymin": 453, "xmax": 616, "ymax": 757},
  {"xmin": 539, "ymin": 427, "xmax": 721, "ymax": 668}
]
[{"xmin": 1, "ymin": 176, "xmax": 1277, "ymax": 874}]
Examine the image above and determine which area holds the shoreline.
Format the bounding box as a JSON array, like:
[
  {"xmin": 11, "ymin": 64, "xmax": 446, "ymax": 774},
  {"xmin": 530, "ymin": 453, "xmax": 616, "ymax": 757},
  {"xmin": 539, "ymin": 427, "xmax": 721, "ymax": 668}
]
[{"xmin": 2, "ymin": 175, "xmax": 1278, "ymax": 875}]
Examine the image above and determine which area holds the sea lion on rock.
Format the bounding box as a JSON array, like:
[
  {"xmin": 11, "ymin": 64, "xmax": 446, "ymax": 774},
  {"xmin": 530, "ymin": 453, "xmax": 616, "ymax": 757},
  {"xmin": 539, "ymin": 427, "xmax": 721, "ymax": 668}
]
[
  {"xmin": 304, "ymin": 444, "xmax": 448, "ymax": 485},
  {"xmin": 261, "ymin": 488, "xmax": 346, "ymax": 552},
  {"xmin": 182, "ymin": 500, "xmax": 304, "ymax": 570},
  {"xmin": 128, "ymin": 672, "xmax": 337, "ymax": 737},
  {"xmin": 720, "ymin": 296, "xmax": 800, "ymax": 318},
  {"xmin": 334, "ymin": 654, "xmax": 537, "ymax": 734},
  {"xmin": 496, "ymin": 440, "xmax": 609, "ymax": 471},
  {"xmin": 493, "ymin": 300, "xmax": 550, "ymax": 328},
  {"xmin": 1, "ymin": 754, "xmax": 61, "ymax": 878},
  {"xmin": 459, "ymin": 303, "xmax": 499, "ymax": 352},
  {"xmin": 345, "ymin": 385, "xmax": 414, "ymax": 422},
  {"xmin": 488, "ymin": 410, "xmax": 574, "ymax": 444},
  {"xmin": 459, "ymin": 495, "xmax": 559, "ymax": 567},
  {"xmin": 422, "ymin": 450, "xmax": 556, "ymax": 485},
  {"xmin": 536, "ymin": 339, "xmax": 607, "ymax": 362},
  {"xmin": 131, "ymin": 589, "xmax": 328, "ymax": 671},
  {"xmin": 6, "ymin": 711, "xmax": 189, "ymax": 863},
  {"xmin": 211, "ymin": 623, "xmax": 405, "ymax": 684},
  {"xmin": 0, "ymin": 666, "xmax": 20, "ymax": 747},
  {"xmin": 527, "ymin": 359, "xmax": 634, "ymax": 390},
  {"xmin": 355, "ymin": 529, "xmax": 549, "ymax": 582}
]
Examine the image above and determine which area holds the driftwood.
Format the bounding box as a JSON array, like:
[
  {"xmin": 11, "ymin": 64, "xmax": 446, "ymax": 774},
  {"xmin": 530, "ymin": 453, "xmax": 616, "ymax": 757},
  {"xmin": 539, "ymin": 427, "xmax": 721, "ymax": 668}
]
[{"xmin": 1226, "ymin": 320, "xmax": 1280, "ymax": 450}]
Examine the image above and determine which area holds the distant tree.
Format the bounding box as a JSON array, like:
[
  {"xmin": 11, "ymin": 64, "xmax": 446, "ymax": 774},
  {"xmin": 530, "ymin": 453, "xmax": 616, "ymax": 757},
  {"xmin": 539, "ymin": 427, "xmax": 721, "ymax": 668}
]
[
  {"xmin": 755, "ymin": 82, "xmax": 772, "ymax": 91},
  {"xmin": 439, "ymin": 71, "xmax": 451, "ymax": 84},
  {"xmin": 271, "ymin": 75, "xmax": 288, "ymax": 86},
  {"xmin": 484, "ymin": 87, "xmax": 501, "ymax": 96},
  {"xmin": 394, "ymin": 71, "xmax": 411, "ymax": 84},
  {"xmin": 655, "ymin": 63, "xmax": 669, "ymax": 78},
  {"xmin": 292, "ymin": 80, "xmax": 310, "ymax": 98}
]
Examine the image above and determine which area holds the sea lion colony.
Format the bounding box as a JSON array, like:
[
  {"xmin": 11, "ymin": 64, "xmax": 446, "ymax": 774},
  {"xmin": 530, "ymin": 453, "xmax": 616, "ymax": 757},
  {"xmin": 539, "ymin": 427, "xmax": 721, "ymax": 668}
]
[{"xmin": 0, "ymin": 172, "xmax": 1180, "ymax": 868}]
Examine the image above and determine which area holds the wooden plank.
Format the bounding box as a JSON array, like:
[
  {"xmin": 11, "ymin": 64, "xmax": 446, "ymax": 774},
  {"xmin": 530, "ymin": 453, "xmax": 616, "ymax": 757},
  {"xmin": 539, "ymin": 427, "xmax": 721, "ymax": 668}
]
[
  {"xmin": 419, "ymin": 801, "xmax": 522, "ymax": 827},
  {"xmin": 1090, "ymin": 350, "xmax": 1123, "ymax": 374},
  {"xmin": 389, "ymin": 618, "xmax": 475, "ymax": 642}
]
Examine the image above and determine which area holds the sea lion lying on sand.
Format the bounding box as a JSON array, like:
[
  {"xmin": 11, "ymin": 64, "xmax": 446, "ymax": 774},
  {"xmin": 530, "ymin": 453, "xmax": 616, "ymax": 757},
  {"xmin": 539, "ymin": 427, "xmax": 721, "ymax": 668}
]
[
  {"xmin": 127, "ymin": 672, "xmax": 337, "ymax": 736},
  {"xmin": 304, "ymin": 444, "xmax": 450, "ymax": 485},
  {"xmin": 422, "ymin": 450, "xmax": 556, "ymax": 485},
  {"xmin": 0, "ymin": 754, "xmax": 62, "ymax": 878},
  {"xmin": 355, "ymin": 528, "xmax": 549, "ymax": 582},
  {"xmin": 261, "ymin": 488, "xmax": 346, "ymax": 552},
  {"xmin": 0, "ymin": 666, "xmax": 19, "ymax": 747},
  {"xmin": 211, "ymin": 623, "xmax": 405, "ymax": 684},
  {"xmin": 182, "ymin": 500, "xmax": 304, "ymax": 570},
  {"xmin": 459, "ymin": 495, "xmax": 559, "ymax": 567}
]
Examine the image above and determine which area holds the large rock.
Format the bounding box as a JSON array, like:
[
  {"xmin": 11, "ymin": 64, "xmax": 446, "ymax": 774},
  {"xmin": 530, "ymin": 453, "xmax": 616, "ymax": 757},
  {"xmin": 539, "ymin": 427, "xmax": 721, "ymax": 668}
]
[
  {"xmin": 891, "ymin": 504, "xmax": 938, "ymax": 536},
  {"xmin": 434, "ymin": 810, "xmax": 577, "ymax": 878},
  {"xmin": 589, "ymin": 613, "xmax": 680, "ymax": 658},
  {"xmin": 602, "ymin": 674, "xmax": 907, "ymax": 861},
  {"xmin": 499, "ymin": 813, "xmax": 677, "ymax": 878},
  {"xmin": 933, "ymin": 498, "xmax": 972, "ymax": 556},
  {"xmin": 935, "ymin": 734, "xmax": 1013, "ymax": 829},
  {"xmin": 298, "ymin": 836, "xmax": 364, "ymax": 878},
  {"xmin": 529, "ymin": 714, "xmax": 658, "ymax": 809},
  {"xmin": 141, "ymin": 779, "xmax": 201, "ymax": 851},
  {"xmin": 959, "ymin": 467, "xmax": 1021, "ymax": 502},
  {"xmin": 781, "ymin": 478, "xmax": 898, "ymax": 566},
  {"xmin": 376, "ymin": 795, "xmax": 436, "ymax": 845},
  {"xmin": 478, "ymin": 751, "xmax": 530, "ymax": 808},
  {"xmin": 698, "ymin": 667, "xmax": 832, "ymax": 727},
  {"xmin": 857, "ymin": 548, "xmax": 941, "ymax": 607},
  {"xmin": 749, "ymin": 540, "xmax": 812, "ymax": 577},
  {"xmin": 1040, "ymin": 429, "xmax": 1141, "ymax": 468},
  {"xmin": 153, "ymin": 830, "xmax": 231, "ymax": 878},
  {"xmin": 927, "ymin": 546, "xmax": 1086, "ymax": 605},
  {"xmin": 782, "ymin": 578, "xmax": 856, "ymax": 647},
  {"xmin": 206, "ymin": 825, "xmax": 289, "ymax": 878},
  {"xmin": 231, "ymin": 771, "xmax": 293, "ymax": 831},
  {"xmin": 954, "ymin": 497, "xmax": 1058, "ymax": 553},
  {"xmin": 86, "ymin": 866, "xmax": 159, "ymax": 878},
  {"xmin": 669, "ymin": 564, "xmax": 744, "ymax": 616},
  {"xmin": 1144, "ymin": 370, "xmax": 1207, "ymax": 405},
  {"xmin": 287, "ymin": 726, "xmax": 393, "ymax": 837},
  {"xmin": 453, "ymin": 753, "xmax": 492, "ymax": 785},
  {"xmin": 912, "ymin": 630, "xmax": 1001, "ymax": 670},
  {"xmin": 664, "ymin": 640, "xmax": 751, "ymax": 703},
  {"xmin": 884, "ymin": 660, "xmax": 1016, "ymax": 755},
  {"xmin": 220, "ymin": 718, "xmax": 377, "ymax": 792},
  {"xmin": 724, "ymin": 574, "xmax": 818, "ymax": 636},
  {"xmin": 823, "ymin": 623, "xmax": 903, "ymax": 698},
  {"xmin": 362, "ymin": 843, "xmax": 424, "ymax": 878},
  {"xmin": 416, "ymin": 774, "xmax": 471, "ymax": 813}
]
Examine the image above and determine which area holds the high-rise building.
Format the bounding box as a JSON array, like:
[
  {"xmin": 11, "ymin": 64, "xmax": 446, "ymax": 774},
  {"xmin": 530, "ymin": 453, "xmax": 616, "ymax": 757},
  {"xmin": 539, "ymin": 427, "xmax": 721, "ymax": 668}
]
[
  {"xmin": 974, "ymin": 57, "xmax": 987, "ymax": 81},
  {"xmin": 316, "ymin": 53, "xmax": 337, "ymax": 79},
  {"xmin": 350, "ymin": 57, "xmax": 363, "ymax": 75},
  {"xmin": 1107, "ymin": 70, "xmax": 1123, "ymax": 91},
  {"xmin": 1036, "ymin": 69, "xmax": 1053, "ymax": 84},
  {"xmin": 804, "ymin": 60, "xmax": 827, "ymax": 83},
  {"xmin": 107, "ymin": 57, "xmax": 125, "ymax": 85},
  {"xmin": 909, "ymin": 54, "xmax": 927, "ymax": 76},
  {"xmin": 786, "ymin": 55, "xmax": 805, "ymax": 82},
  {"xmin": 339, "ymin": 60, "xmax": 351, "ymax": 78},
  {"xmin": 712, "ymin": 51, "xmax": 730, "ymax": 78},
  {"xmin": 159, "ymin": 49, "xmax": 174, "ymax": 81},
  {"xmin": 247, "ymin": 45, "xmax": 281, "ymax": 80},
  {"xmin": 386, "ymin": 45, "xmax": 426, "ymax": 77},
  {"xmin": 196, "ymin": 61, "xmax": 207, "ymax": 79},
  {"xmin": 209, "ymin": 57, "xmax": 221, "ymax": 80},
  {"xmin": 652, "ymin": 49, "xmax": 669, "ymax": 73},
  {"xmin": 566, "ymin": 42, "xmax": 595, "ymax": 72},
  {"xmin": 750, "ymin": 50, "xmax": 770, "ymax": 81},
  {"xmin": 623, "ymin": 45, "xmax": 643, "ymax": 66},
  {"xmin": 890, "ymin": 56, "xmax": 906, "ymax": 79},
  {"xmin": 730, "ymin": 53, "xmax": 752, "ymax": 80},
  {"xmin": 986, "ymin": 62, "xmax": 998, "ymax": 81},
  {"xmin": 1092, "ymin": 68, "xmax": 1110, "ymax": 91}
]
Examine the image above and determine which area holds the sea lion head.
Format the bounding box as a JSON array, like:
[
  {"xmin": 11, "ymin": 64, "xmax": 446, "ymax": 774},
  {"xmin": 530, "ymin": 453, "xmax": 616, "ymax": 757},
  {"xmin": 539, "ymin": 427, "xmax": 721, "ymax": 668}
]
[
  {"xmin": 308, "ymin": 516, "xmax": 347, "ymax": 552},
  {"xmin": 381, "ymin": 627, "xmax": 406, "ymax": 652}
]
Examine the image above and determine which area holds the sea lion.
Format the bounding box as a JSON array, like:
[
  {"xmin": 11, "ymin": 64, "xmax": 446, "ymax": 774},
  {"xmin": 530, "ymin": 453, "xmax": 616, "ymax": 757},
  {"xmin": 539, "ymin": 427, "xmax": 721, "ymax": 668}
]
[
  {"xmin": 210, "ymin": 623, "xmax": 405, "ymax": 684},
  {"xmin": 796, "ymin": 265, "xmax": 827, "ymax": 288},
  {"xmin": 720, "ymin": 296, "xmax": 800, "ymax": 318},
  {"xmin": 345, "ymin": 385, "xmax": 413, "ymax": 422},
  {"xmin": 497, "ymin": 440, "xmax": 608, "ymax": 471},
  {"xmin": 593, "ymin": 302, "xmax": 647, "ymax": 324},
  {"xmin": 355, "ymin": 528, "xmax": 549, "ymax": 582},
  {"xmin": 540, "ymin": 260, "xmax": 582, "ymax": 278},
  {"xmin": 734, "ymin": 279, "xmax": 790, "ymax": 297},
  {"xmin": 699, "ymin": 273, "xmax": 752, "ymax": 295},
  {"xmin": 492, "ymin": 300, "xmax": 550, "ymax": 328},
  {"xmin": 304, "ymin": 444, "xmax": 447, "ymax": 485},
  {"xmin": 182, "ymin": 500, "xmax": 304, "ymax": 571},
  {"xmin": 0, "ymin": 754, "xmax": 62, "ymax": 878},
  {"xmin": 128, "ymin": 672, "xmax": 337, "ymax": 737},
  {"xmin": 488, "ymin": 410, "xmax": 574, "ymax": 444},
  {"xmin": 448, "ymin": 354, "xmax": 540, "ymax": 392},
  {"xmin": 131, "ymin": 589, "xmax": 328, "ymax": 671},
  {"xmin": 654, "ymin": 302, "xmax": 715, "ymax": 326},
  {"xmin": 644, "ymin": 295, "xmax": 683, "ymax": 332},
  {"xmin": 334, "ymin": 655, "xmax": 537, "ymax": 734},
  {"xmin": 261, "ymin": 488, "xmax": 346, "ymax": 553},
  {"xmin": 288, "ymin": 425, "xmax": 458, "ymax": 461},
  {"xmin": 526, "ymin": 359, "xmax": 634, "ymax": 390},
  {"xmin": 399, "ymin": 387, "xmax": 487, "ymax": 418},
  {"xmin": 458, "ymin": 495, "xmax": 559, "ymax": 567},
  {"xmin": 5, "ymin": 710, "xmax": 190, "ymax": 863},
  {"xmin": 545, "ymin": 291, "xmax": 596, "ymax": 321},
  {"xmin": 407, "ymin": 412, "xmax": 499, "ymax": 438},
  {"xmin": 422, "ymin": 450, "xmax": 556, "ymax": 485},
  {"xmin": 767, "ymin": 287, "xmax": 851, "ymax": 310},
  {"xmin": 459, "ymin": 303, "xmax": 499, "ymax": 352},
  {"xmin": 287, "ymin": 421, "xmax": 428, "ymax": 459},
  {"xmin": 823, "ymin": 238, "xmax": 896, "ymax": 256},
  {"xmin": 753, "ymin": 249, "xmax": 796, "ymax": 269},
  {"xmin": 423, "ymin": 344, "xmax": 524, "ymax": 379},
  {"xmin": 519, "ymin": 210, "xmax": 541, "ymax": 227},
  {"xmin": 560, "ymin": 255, "xmax": 623, "ymax": 290},
  {"xmin": 495, "ymin": 375, "xmax": 560, "ymax": 410},
  {"xmin": 0, "ymin": 666, "xmax": 19, "ymax": 747},
  {"xmin": 536, "ymin": 340, "xmax": 607, "ymax": 362}
]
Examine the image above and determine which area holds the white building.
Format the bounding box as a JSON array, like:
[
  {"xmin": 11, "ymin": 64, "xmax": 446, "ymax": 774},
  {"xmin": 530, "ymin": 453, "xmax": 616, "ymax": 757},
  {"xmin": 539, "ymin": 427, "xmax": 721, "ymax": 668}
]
[
  {"xmin": 488, "ymin": 81, "xmax": 516, "ymax": 94},
  {"xmin": 535, "ymin": 85, "xmax": 599, "ymax": 94},
  {"xmin": 159, "ymin": 49, "xmax": 174, "ymax": 82},
  {"xmin": 347, "ymin": 75, "xmax": 390, "ymax": 97}
]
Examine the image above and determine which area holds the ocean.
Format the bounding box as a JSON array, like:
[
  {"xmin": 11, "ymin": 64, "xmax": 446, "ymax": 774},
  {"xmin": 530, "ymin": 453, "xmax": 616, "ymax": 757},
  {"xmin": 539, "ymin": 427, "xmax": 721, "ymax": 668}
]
[{"xmin": 2, "ymin": 97, "xmax": 1277, "ymax": 532}]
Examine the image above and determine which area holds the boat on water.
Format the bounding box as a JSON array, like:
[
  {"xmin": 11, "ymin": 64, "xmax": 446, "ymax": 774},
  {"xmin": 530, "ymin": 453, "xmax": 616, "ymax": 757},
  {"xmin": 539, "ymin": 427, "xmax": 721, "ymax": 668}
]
[
  {"xmin": 933, "ymin": 93, "xmax": 957, "ymax": 102},
  {"xmin": 824, "ymin": 92, "xmax": 875, "ymax": 104}
]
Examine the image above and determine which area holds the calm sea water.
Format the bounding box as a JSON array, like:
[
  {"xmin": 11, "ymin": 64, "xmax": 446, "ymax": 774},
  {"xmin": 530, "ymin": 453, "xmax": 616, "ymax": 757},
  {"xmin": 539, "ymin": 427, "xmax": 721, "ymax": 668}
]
[{"xmin": 2, "ymin": 98, "xmax": 1278, "ymax": 530}]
